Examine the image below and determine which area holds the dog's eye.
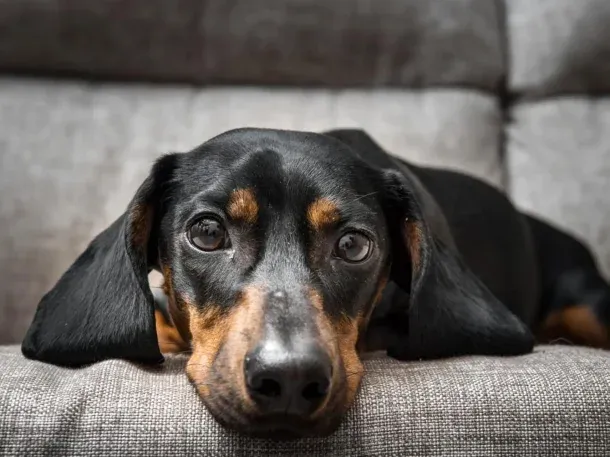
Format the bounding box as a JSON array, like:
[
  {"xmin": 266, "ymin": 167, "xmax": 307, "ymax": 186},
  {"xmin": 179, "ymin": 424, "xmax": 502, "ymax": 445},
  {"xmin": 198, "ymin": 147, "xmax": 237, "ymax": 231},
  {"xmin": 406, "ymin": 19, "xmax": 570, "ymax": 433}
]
[
  {"xmin": 334, "ymin": 232, "xmax": 371, "ymax": 263},
  {"xmin": 188, "ymin": 218, "xmax": 228, "ymax": 251}
]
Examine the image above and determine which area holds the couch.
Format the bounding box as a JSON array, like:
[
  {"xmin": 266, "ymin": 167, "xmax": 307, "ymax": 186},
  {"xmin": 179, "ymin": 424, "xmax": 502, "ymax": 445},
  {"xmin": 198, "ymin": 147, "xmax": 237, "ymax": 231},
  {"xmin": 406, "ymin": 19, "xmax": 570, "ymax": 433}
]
[{"xmin": 0, "ymin": 1, "xmax": 609, "ymax": 455}]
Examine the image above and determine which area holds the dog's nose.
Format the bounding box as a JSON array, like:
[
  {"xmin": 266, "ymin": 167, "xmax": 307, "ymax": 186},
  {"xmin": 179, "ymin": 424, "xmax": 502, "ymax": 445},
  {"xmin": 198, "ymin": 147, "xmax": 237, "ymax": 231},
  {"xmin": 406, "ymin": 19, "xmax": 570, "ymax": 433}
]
[{"xmin": 244, "ymin": 341, "xmax": 332, "ymax": 416}]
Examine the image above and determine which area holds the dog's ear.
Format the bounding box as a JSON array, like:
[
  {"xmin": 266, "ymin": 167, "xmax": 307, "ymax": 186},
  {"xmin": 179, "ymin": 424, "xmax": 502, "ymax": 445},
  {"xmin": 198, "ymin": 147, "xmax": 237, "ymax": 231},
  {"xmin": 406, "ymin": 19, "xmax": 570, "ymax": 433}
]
[
  {"xmin": 22, "ymin": 154, "xmax": 179, "ymax": 366},
  {"xmin": 326, "ymin": 129, "xmax": 533, "ymax": 360},
  {"xmin": 378, "ymin": 169, "xmax": 534, "ymax": 360}
]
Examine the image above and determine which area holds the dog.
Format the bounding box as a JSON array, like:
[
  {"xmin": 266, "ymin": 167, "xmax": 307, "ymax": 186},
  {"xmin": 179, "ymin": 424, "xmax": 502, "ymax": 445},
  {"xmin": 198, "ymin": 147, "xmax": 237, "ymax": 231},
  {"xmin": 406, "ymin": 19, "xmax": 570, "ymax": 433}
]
[{"xmin": 22, "ymin": 128, "xmax": 610, "ymax": 438}]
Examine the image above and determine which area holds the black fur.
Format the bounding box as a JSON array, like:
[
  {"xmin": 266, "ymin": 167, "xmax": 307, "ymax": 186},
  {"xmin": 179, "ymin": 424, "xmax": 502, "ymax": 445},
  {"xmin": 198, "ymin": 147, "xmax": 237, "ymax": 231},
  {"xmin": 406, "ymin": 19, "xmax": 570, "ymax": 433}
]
[
  {"xmin": 22, "ymin": 155, "xmax": 178, "ymax": 366},
  {"xmin": 327, "ymin": 130, "xmax": 534, "ymax": 358},
  {"xmin": 22, "ymin": 128, "xmax": 609, "ymax": 368},
  {"xmin": 527, "ymin": 215, "xmax": 610, "ymax": 328}
]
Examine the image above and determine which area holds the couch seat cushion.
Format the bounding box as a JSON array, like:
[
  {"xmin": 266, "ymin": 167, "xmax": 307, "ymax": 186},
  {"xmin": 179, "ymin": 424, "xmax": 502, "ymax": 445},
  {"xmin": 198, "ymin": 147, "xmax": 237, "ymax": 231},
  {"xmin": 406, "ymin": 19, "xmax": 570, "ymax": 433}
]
[{"xmin": 1, "ymin": 345, "xmax": 608, "ymax": 456}]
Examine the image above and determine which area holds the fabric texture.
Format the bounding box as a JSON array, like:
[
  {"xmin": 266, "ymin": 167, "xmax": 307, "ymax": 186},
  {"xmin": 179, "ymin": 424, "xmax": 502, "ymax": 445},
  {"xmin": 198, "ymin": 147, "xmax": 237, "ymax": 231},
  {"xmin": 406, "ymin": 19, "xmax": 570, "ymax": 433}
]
[
  {"xmin": 507, "ymin": 98, "xmax": 610, "ymax": 278},
  {"xmin": 0, "ymin": 345, "xmax": 609, "ymax": 456},
  {"xmin": 507, "ymin": 0, "xmax": 610, "ymax": 96},
  {"xmin": 0, "ymin": 77, "xmax": 504, "ymax": 345},
  {"xmin": 0, "ymin": 0, "xmax": 504, "ymax": 89}
]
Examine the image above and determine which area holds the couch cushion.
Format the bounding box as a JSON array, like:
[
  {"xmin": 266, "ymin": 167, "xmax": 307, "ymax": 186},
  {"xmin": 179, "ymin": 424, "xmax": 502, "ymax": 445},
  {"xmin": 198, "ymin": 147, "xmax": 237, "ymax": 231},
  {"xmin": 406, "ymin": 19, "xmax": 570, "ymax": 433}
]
[
  {"xmin": 507, "ymin": 0, "xmax": 610, "ymax": 96},
  {"xmin": 507, "ymin": 98, "xmax": 610, "ymax": 277},
  {"xmin": 0, "ymin": 0, "xmax": 504, "ymax": 89},
  {"xmin": 0, "ymin": 77, "xmax": 503, "ymax": 344},
  {"xmin": 0, "ymin": 345, "xmax": 608, "ymax": 456}
]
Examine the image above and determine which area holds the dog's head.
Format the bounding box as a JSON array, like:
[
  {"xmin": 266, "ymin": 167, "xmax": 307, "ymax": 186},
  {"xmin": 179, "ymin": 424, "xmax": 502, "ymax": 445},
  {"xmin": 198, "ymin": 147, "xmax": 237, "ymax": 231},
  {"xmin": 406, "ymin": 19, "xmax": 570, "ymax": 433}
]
[{"xmin": 22, "ymin": 128, "xmax": 532, "ymax": 438}]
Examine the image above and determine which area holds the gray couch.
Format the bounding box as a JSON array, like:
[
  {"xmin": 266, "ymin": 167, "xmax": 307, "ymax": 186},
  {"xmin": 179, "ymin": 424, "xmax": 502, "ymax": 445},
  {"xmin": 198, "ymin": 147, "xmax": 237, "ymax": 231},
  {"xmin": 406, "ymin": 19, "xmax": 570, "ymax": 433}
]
[{"xmin": 1, "ymin": 1, "xmax": 609, "ymax": 455}]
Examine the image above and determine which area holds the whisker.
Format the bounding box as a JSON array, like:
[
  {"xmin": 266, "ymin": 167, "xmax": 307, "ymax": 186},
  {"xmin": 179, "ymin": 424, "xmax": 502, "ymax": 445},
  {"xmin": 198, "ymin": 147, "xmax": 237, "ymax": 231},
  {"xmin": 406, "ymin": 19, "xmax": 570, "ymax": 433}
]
[
  {"xmin": 547, "ymin": 337, "xmax": 575, "ymax": 345},
  {"xmin": 161, "ymin": 349, "xmax": 193, "ymax": 355},
  {"xmin": 344, "ymin": 370, "xmax": 365, "ymax": 375},
  {"xmin": 351, "ymin": 191, "xmax": 378, "ymax": 203},
  {"xmin": 344, "ymin": 370, "xmax": 365, "ymax": 378},
  {"xmin": 186, "ymin": 362, "xmax": 211, "ymax": 368}
]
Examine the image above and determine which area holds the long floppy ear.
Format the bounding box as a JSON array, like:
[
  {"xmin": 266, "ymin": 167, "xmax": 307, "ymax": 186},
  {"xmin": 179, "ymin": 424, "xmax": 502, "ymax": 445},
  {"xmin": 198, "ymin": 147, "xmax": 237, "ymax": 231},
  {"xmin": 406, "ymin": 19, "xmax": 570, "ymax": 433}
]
[
  {"xmin": 325, "ymin": 129, "xmax": 533, "ymax": 360},
  {"xmin": 380, "ymin": 169, "xmax": 534, "ymax": 360},
  {"xmin": 22, "ymin": 154, "xmax": 178, "ymax": 366}
]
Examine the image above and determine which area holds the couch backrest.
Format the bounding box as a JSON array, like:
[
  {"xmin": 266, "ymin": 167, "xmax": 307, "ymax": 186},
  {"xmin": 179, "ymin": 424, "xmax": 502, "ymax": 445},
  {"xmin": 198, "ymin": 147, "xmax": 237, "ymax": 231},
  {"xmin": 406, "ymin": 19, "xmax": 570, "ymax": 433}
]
[{"xmin": 0, "ymin": 0, "xmax": 504, "ymax": 90}]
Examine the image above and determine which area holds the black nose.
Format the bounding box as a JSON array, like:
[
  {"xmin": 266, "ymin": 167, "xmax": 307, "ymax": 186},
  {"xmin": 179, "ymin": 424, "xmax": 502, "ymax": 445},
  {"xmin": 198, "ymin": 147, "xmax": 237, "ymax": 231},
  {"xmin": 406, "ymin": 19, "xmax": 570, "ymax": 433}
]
[{"xmin": 245, "ymin": 342, "xmax": 332, "ymax": 416}]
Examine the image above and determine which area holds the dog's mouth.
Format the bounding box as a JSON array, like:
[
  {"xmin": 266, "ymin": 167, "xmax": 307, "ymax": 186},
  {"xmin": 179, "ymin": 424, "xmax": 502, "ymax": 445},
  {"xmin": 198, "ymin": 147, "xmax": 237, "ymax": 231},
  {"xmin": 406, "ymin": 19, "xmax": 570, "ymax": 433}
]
[
  {"xmin": 233, "ymin": 414, "xmax": 345, "ymax": 440},
  {"xmin": 200, "ymin": 391, "xmax": 349, "ymax": 439}
]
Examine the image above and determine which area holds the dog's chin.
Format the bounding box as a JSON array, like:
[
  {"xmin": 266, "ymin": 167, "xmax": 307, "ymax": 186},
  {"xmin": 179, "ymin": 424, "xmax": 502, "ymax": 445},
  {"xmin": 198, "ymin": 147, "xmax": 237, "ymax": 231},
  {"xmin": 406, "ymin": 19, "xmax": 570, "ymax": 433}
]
[
  {"xmin": 202, "ymin": 396, "xmax": 346, "ymax": 440},
  {"xmin": 213, "ymin": 411, "xmax": 344, "ymax": 440},
  {"xmin": 242, "ymin": 417, "xmax": 344, "ymax": 440}
]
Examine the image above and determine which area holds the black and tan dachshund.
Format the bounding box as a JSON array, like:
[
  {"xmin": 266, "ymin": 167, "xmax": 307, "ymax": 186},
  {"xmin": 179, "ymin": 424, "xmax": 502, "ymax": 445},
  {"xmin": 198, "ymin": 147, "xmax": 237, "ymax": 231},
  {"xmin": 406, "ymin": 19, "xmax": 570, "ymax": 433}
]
[{"xmin": 22, "ymin": 128, "xmax": 610, "ymax": 438}]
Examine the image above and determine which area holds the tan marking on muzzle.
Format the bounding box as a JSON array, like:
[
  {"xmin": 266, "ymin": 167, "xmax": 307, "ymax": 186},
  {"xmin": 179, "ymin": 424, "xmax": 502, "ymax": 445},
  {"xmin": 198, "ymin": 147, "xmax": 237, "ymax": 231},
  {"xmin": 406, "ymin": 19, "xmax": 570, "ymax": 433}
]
[
  {"xmin": 186, "ymin": 286, "xmax": 266, "ymax": 409},
  {"xmin": 222, "ymin": 286, "xmax": 266, "ymax": 407},
  {"xmin": 357, "ymin": 273, "xmax": 389, "ymax": 352},
  {"xmin": 186, "ymin": 304, "xmax": 233, "ymax": 397},
  {"xmin": 307, "ymin": 198, "xmax": 340, "ymax": 231},
  {"xmin": 155, "ymin": 310, "xmax": 189, "ymax": 354},
  {"xmin": 227, "ymin": 188, "xmax": 259, "ymax": 224},
  {"xmin": 334, "ymin": 313, "xmax": 364, "ymax": 411},
  {"xmin": 308, "ymin": 288, "xmax": 338, "ymax": 358},
  {"xmin": 308, "ymin": 288, "xmax": 363, "ymax": 417},
  {"xmin": 162, "ymin": 265, "xmax": 192, "ymax": 343}
]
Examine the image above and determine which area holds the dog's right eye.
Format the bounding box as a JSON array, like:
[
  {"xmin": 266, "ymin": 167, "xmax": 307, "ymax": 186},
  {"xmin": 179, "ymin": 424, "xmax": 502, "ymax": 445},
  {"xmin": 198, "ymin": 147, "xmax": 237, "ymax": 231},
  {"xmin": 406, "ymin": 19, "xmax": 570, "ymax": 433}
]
[
  {"xmin": 333, "ymin": 231, "xmax": 372, "ymax": 263},
  {"xmin": 188, "ymin": 218, "xmax": 228, "ymax": 251}
]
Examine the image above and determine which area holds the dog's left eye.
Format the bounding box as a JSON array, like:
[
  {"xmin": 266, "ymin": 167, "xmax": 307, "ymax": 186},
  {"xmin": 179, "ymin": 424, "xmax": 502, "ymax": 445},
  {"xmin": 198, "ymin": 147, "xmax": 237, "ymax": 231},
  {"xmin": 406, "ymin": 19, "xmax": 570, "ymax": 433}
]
[
  {"xmin": 188, "ymin": 218, "xmax": 228, "ymax": 251},
  {"xmin": 334, "ymin": 232, "xmax": 372, "ymax": 263}
]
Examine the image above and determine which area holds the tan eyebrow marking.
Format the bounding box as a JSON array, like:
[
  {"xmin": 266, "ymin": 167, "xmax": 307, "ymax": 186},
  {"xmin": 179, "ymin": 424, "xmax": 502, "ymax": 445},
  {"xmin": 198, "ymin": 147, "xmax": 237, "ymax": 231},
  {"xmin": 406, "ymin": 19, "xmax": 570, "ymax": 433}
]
[
  {"xmin": 227, "ymin": 188, "xmax": 259, "ymax": 224},
  {"xmin": 307, "ymin": 198, "xmax": 340, "ymax": 231}
]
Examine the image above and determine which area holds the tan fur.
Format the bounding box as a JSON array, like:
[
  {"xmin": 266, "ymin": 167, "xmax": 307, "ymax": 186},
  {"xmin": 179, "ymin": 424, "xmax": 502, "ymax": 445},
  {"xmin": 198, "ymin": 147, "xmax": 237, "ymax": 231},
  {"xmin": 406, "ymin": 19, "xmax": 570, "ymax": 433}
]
[
  {"xmin": 307, "ymin": 198, "xmax": 340, "ymax": 231},
  {"xmin": 227, "ymin": 188, "xmax": 259, "ymax": 224},
  {"xmin": 174, "ymin": 276, "xmax": 367, "ymax": 418},
  {"xmin": 333, "ymin": 313, "xmax": 364, "ymax": 411},
  {"xmin": 186, "ymin": 286, "xmax": 265, "ymax": 409},
  {"xmin": 162, "ymin": 265, "xmax": 192, "ymax": 343},
  {"xmin": 308, "ymin": 288, "xmax": 339, "ymax": 360},
  {"xmin": 221, "ymin": 286, "xmax": 266, "ymax": 408},
  {"xmin": 186, "ymin": 305, "xmax": 232, "ymax": 397},
  {"xmin": 155, "ymin": 310, "xmax": 189, "ymax": 354},
  {"xmin": 129, "ymin": 203, "xmax": 152, "ymax": 248},
  {"xmin": 405, "ymin": 220, "xmax": 424, "ymax": 274},
  {"xmin": 541, "ymin": 304, "xmax": 609, "ymax": 349},
  {"xmin": 308, "ymin": 288, "xmax": 363, "ymax": 417},
  {"xmin": 357, "ymin": 273, "xmax": 389, "ymax": 352}
]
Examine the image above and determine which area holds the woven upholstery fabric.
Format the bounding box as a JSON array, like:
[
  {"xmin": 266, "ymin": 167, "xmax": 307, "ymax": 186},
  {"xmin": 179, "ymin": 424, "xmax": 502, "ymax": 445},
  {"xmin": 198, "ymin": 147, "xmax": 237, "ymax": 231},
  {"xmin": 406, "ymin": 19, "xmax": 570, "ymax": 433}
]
[
  {"xmin": 507, "ymin": 98, "xmax": 610, "ymax": 278},
  {"xmin": 0, "ymin": 77, "xmax": 503, "ymax": 345},
  {"xmin": 507, "ymin": 0, "xmax": 610, "ymax": 96},
  {"xmin": 0, "ymin": 0, "xmax": 504, "ymax": 89},
  {"xmin": 0, "ymin": 345, "xmax": 609, "ymax": 456}
]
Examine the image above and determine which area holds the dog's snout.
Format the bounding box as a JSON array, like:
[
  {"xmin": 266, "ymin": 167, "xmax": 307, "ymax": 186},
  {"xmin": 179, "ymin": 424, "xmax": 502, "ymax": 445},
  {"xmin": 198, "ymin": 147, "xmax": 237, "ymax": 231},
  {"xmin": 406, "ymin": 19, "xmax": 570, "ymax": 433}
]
[{"xmin": 245, "ymin": 341, "xmax": 332, "ymax": 417}]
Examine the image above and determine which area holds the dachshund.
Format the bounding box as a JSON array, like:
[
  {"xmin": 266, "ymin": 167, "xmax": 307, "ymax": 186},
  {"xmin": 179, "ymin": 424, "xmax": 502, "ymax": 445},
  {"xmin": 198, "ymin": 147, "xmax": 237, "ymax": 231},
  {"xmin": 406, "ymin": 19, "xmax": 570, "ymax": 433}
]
[{"xmin": 22, "ymin": 128, "xmax": 610, "ymax": 438}]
